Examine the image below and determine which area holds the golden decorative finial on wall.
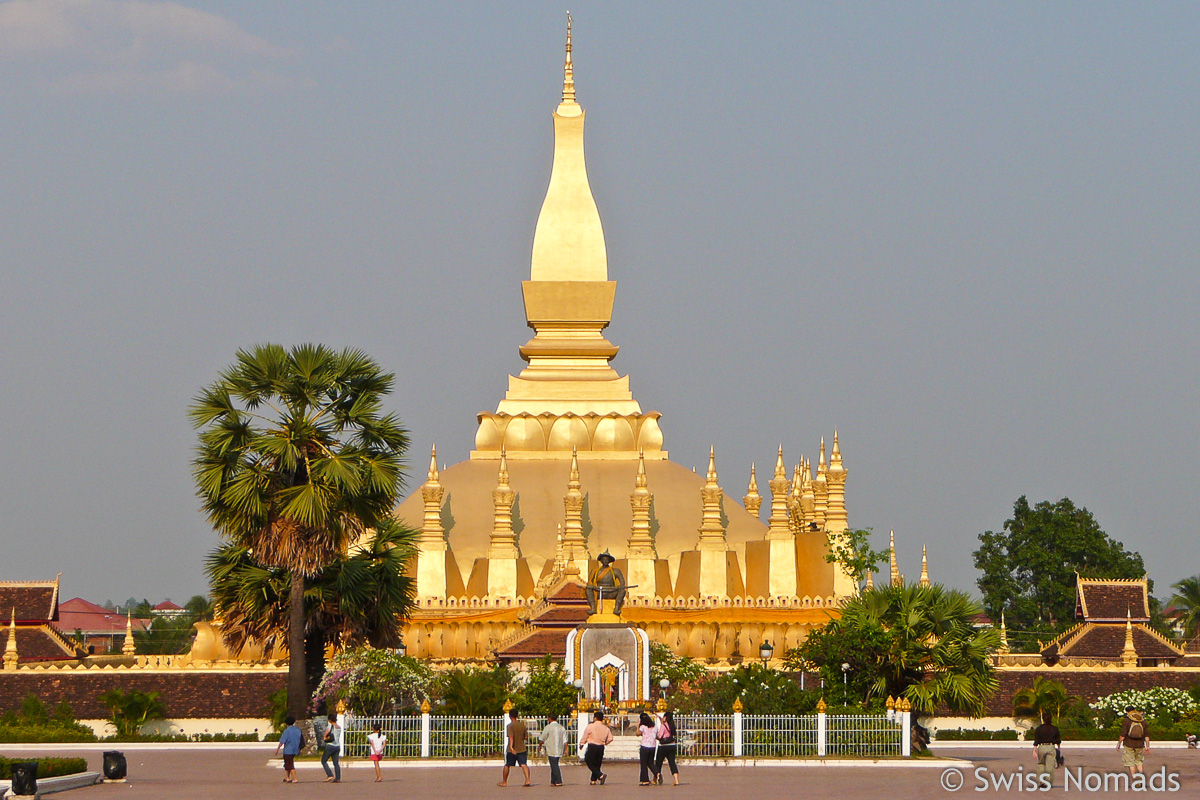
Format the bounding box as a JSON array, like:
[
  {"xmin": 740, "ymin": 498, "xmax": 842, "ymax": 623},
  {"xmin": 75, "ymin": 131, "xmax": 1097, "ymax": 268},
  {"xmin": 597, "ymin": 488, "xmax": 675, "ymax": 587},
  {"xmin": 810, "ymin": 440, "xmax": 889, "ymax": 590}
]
[
  {"xmin": 1121, "ymin": 607, "xmax": 1138, "ymax": 667},
  {"xmin": 889, "ymin": 530, "xmax": 901, "ymax": 587},
  {"xmin": 3, "ymin": 609, "xmax": 17, "ymax": 670},
  {"xmin": 919, "ymin": 544, "xmax": 930, "ymax": 587},
  {"xmin": 766, "ymin": 446, "xmax": 790, "ymax": 539},
  {"xmin": 998, "ymin": 611, "xmax": 1010, "ymax": 654},
  {"xmin": 122, "ymin": 609, "xmax": 136, "ymax": 656}
]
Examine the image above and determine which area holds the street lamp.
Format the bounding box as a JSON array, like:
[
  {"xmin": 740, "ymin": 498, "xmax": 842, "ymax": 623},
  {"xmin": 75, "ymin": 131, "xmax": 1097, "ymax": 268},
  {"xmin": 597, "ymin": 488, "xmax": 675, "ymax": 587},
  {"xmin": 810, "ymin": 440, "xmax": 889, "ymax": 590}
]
[
  {"xmin": 841, "ymin": 662, "xmax": 850, "ymax": 687},
  {"xmin": 394, "ymin": 640, "xmax": 407, "ymax": 658},
  {"xmin": 573, "ymin": 678, "xmax": 584, "ymax": 707},
  {"xmin": 759, "ymin": 640, "xmax": 774, "ymax": 665},
  {"xmin": 659, "ymin": 678, "xmax": 670, "ymax": 702}
]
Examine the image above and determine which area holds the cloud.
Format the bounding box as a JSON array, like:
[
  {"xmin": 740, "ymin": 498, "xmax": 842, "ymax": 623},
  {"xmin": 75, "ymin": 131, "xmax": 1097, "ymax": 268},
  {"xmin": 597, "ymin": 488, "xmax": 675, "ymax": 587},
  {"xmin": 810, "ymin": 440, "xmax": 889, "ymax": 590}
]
[{"xmin": 0, "ymin": 0, "xmax": 296, "ymax": 94}]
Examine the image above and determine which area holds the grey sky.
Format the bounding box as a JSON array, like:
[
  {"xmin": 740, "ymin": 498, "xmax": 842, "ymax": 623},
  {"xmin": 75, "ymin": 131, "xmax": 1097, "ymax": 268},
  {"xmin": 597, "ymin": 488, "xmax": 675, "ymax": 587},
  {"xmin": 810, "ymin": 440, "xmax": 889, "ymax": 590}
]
[{"xmin": 1, "ymin": 2, "xmax": 1196, "ymax": 604}]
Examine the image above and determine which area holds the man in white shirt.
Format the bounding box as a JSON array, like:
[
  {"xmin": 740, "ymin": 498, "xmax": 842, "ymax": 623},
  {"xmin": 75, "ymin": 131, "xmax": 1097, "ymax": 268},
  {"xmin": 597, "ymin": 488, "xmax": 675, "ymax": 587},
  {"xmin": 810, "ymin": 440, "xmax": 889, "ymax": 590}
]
[{"xmin": 538, "ymin": 713, "xmax": 568, "ymax": 787}]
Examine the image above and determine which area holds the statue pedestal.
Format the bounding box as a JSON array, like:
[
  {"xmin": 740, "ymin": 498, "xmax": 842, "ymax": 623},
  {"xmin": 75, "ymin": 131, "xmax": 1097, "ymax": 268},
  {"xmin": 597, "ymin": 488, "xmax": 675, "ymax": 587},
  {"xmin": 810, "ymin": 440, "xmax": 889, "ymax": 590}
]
[
  {"xmin": 586, "ymin": 598, "xmax": 622, "ymax": 625},
  {"xmin": 565, "ymin": 617, "xmax": 650, "ymax": 709}
]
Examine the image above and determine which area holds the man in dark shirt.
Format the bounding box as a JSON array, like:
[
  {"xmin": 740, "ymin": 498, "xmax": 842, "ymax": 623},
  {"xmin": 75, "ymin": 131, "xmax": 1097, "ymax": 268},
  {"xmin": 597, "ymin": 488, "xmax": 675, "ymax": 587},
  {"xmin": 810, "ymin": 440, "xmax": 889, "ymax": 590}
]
[
  {"xmin": 1118, "ymin": 705, "xmax": 1150, "ymax": 778},
  {"xmin": 1032, "ymin": 712, "xmax": 1062, "ymax": 788},
  {"xmin": 499, "ymin": 707, "xmax": 531, "ymax": 787}
]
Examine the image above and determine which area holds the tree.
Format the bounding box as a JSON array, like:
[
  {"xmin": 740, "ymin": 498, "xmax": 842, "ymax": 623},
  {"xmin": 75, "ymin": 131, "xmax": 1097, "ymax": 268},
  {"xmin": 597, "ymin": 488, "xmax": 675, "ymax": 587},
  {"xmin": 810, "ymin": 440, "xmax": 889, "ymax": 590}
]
[
  {"xmin": 98, "ymin": 689, "xmax": 166, "ymax": 737},
  {"xmin": 312, "ymin": 646, "xmax": 434, "ymax": 716},
  {"xmin": 1012, "ymin": 677, "xmax": 1079, "ymax": 724},
  {"xmin": 974, "ymin": 496, "xmax": 1147, "ymax": 641},
  {"xmin": 190, "ymin": 343, "xmax": 412, "ymax": 720},
  {"xmin": 649, "ymin": 642, "xmax": 706, "ymax": 687},
  {"xmin": 824, "ymin": 527, "xmax": 888, "ymax": 586},
  {"xmin": 1169, "ymin": 575, "xmax": 1200, "ymax": 641},
  {"xmin": 437, "ymin": 665, "xmax": 515, "ymax": 716},
  {"xmin": 205, "ymin": 517, "xmax": 418, "ymax": 692},
  {"xmin": 518, "ymin": 655, "xmax": 577, "ymax": 716},
  {"xmin": 133, "ymin": 615, "xmax": 198, "ymax": 655},
  {"xmin": 184, "ymin": 595, "xmax": 214, "ymax": 620},
  {"xmin": 798, "ymin": 583, "xmax": 1000, "ymax": 716}
]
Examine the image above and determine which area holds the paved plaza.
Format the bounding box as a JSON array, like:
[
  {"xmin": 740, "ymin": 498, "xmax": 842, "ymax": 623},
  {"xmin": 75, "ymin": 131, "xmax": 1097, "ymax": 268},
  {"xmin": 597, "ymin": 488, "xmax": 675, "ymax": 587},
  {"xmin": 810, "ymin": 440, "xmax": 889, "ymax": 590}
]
[{"xmin": 3, "ymin": 746, "xmax": 1199, "ymax": 799}]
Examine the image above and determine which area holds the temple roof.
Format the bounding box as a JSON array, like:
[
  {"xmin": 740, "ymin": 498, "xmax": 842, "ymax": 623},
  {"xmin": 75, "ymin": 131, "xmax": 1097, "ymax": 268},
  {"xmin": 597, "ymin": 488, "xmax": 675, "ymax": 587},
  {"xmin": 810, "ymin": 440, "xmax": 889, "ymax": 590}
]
[
  {"xmin": 1075, "ymin": 577, "xmax": 1150, "ymax": 622},
  {"xmin": 0, "ymin": 578, "xmax": 59, "ymax": 624},
  {"xmin": 1043, "ymin": 622, "xmax": 1182, "ymax": 661}
]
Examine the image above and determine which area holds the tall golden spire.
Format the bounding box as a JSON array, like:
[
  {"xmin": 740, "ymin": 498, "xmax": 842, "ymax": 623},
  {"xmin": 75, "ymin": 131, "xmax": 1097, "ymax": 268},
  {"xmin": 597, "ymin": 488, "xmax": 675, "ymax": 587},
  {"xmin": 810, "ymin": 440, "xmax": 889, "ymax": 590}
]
[
  {"xmin": 766, "ymin": 447, "xmax": 790, "ymax": 540},
  {"xmin": 3, "ymin": 609, "xmax": 17, "ymax": 670},
  {"xmin": 697, "ymin": 447, "xmax": 726, "ymax": 546},
  {"xmin": 421, "ymin": 446, "xmax": 446, "ymax": 545},
  {"xmin": 889, "ymin": 531, "xmax": 901, "ymax": 587},
  {"xmin": 919, "ymin": 544, "xmax": 930, "ymax": 587},
  {"xmin": 825, "ymin": 431, "xmax": 848, "ymax": 532},
  {"xmin": 489, "ymin": 449, "xmax": 518, "ymax": 559},
  {"xmin": 562, "ymin": 13, "xmax": 575, "ymax": 104},
  {"xmin": 743, "ymin": 464, "xmax": 761, "ymax": 517},
  {"xmin": 561, "ymin": 447, "xmax": 588, "ymax": 562},
  {"xmin": 627, "ymin": 451, "xmax": 656, "ymax": 557},
  {"xmin": 811, "ymin": 439, "xmax": 828, "ymax": 528},
  {"xmin": 998, "ymin": 611, "xmax": 1010, "ymax": 654}
]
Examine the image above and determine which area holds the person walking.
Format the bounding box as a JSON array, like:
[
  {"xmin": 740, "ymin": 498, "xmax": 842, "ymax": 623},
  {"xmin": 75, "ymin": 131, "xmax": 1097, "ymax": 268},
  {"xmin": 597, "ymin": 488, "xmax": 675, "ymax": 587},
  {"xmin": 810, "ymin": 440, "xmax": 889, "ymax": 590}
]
[
  {"xmin": 274, "ymin": 715, "xmax": 304, "ymax": 784},
  {"xmin": 500, "ymin": 706, "xmax": 531, "ymax": 787},
  {"xmin": 637, "ymin": 712, "xmax": 659, "ymax": 785},
  {"xmin": 321, "ymin": 713, "xmax": 342, "ymax": 783},
  {"xmin": 580, "ymin": 711, "xmax": 613, "ymax": 785},
  {"xmin": 652, "ymin": 710, "xmax": 679, "ymax": 786},
  {"xmin": 1032, "ymin": 711, "xmax": 1062, "ymax": 788},
  {"xmin": 367, "ymin": 722, "xmax": 387, "ymax": 783},
  {"xmin": 538, "ymin": 712, "xmax": 568, "ymax": 787},
  {"xmin": 1118, "ymin": 704, "xmax": 1150, "ymax": 778}
]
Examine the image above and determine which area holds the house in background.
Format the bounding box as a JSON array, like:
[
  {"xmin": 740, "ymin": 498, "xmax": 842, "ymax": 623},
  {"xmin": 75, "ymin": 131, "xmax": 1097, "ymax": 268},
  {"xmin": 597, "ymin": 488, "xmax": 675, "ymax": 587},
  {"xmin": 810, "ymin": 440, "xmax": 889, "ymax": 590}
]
[{"xmin": 57, "ymin": 596, "xmax": 149, "ymax": 655}]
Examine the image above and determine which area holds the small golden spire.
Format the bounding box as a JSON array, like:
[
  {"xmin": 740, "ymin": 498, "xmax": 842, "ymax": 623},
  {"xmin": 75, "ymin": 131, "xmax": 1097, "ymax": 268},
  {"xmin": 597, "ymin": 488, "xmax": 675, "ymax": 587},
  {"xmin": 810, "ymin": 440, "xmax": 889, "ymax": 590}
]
[
  {"xmin": 562, "ymin": 447, "xmax": 587, "ymax": 561},
  {"xmin": 561, "ymin": 13, "xmax": 576, "ymax": 105},
  {"xmin": 830, "ymin": 430, "xmax": 841, "ymax": 465},
  {"xmin": 1121, "ymin": 607, "xmax": 1138, "ymax": 667},
  {"xmin": 743, "ymin": 464, "xmax": 761, "ymax": 516},
  {"xmin": 627, "ymin": 450, "xmax": 655, "ymax": 557},
  {"xmin": 122, "ymin": 609, "xmax": 136, "ymax": 656},
  {"xmin": 998, "ymin": 611, "xmax": 1010, "ymax": 654},
  {"xmin": 818, "ymin": 437, "xmax": 826, "ymax": 474},
  {"xmin": 428, "ymin": 445, "xmax": 439, "ymax": 482},
  {"xmin": 766, "ymin": 447, "xmax": 790, "ymax": 539},
  {"xmin": 706, "ymin": 446, "xmax": 717, "ymax": 483},
  {"xmin": 697, "ymin": 446, "xmax": 725, "ymax": 545},
  {"xmin": 3, "ymin": 608, "xmax": 17, "ymax": 670},
  {"xmin": 919, "ymin": 544, "xmax": 930, "ymax": 587},
  {"xmin": 489, "ymin": 447, "xmax": 517, "ymax": 558},
  {"xmin": 864, "ymin": 569, "xmax": 874, "ymax": 590}
]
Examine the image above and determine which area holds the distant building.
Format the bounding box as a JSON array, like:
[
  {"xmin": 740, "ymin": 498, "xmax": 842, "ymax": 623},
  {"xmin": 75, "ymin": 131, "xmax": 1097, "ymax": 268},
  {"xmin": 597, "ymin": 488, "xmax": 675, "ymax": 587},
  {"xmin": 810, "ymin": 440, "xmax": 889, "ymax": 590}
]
[
  {"xmin": 151, "ymin": 600, "xmax": 186, "ymax": 619},
  {"xmin": 57, "ymin": 597, "xmax": 149, "ymax": 655}
]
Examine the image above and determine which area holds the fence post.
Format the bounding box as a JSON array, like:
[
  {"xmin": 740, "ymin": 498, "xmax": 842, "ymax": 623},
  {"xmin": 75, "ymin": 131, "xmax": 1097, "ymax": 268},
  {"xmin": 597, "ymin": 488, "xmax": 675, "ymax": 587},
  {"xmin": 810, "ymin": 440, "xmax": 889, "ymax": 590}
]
[
  {"xmin": 816, "ymin": 700, "xmax": 827, "ymax": 758},
  {"xmin": 421, "ymin": 700, "xmax": 432, "ymax": 758},
  {"xmin": 337, "ymin": 710, "xmax": 348, "ymax": 758},
  {"xmin": 578, "ymin": 710, "xmax": 588, "ymax": 760},
  {"xmin": 900, "ymin": 701, "xmax": 911, "ymax": 757},
  {"xmin": 732, "ymin": 698, "xmax": 744, "ymax": 757}
]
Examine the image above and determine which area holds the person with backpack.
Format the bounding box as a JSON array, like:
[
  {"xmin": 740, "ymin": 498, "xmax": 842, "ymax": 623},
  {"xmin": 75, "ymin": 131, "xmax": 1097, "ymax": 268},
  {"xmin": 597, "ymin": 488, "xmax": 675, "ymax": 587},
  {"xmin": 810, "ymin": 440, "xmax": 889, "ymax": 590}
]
[
  {"xmin": 1118, "ymin": 704, "xmax": 1150, "ymax": 778},
  {"xmin": 652, "ymin": 710, "xmax": 679, "ymax": 786}
]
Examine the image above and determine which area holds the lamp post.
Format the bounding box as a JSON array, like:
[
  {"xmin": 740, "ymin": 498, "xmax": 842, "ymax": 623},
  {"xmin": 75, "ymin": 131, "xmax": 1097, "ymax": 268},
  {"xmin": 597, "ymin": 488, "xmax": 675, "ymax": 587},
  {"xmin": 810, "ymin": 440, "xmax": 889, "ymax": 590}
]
[
  {"xmin": 659, "ymin": 678, "xmax": 670, "ymax": 703},
  {"xmin": 573, "ymin": 678, "xmax": 584, "ymax": 707},
  {"xmin": 841, "ymin": 662, "xmax": 850, "ymax": 687},
  {"xmin": 395, "ymin": 640, "xmax": 407, "ymax": 658},
  {"xmin": 759, "ymin": 640, "xmax": 774, "ymax": 666}
]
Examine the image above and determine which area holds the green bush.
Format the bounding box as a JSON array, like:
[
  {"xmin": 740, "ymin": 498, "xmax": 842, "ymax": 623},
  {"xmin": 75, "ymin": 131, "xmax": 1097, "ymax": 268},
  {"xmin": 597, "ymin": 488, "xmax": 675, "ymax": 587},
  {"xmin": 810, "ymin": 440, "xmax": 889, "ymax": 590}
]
[
  {"xmin": 0, "ymin": 757, "xmax": 89, "ymax": 779},
  {"xmin": 0, "ymin": 725, "xmax": 97, "ymax": 743},
  {"xmin": 935, "ymin": 728, "xmax": 1020, "ymax": 741},
  {"xmin": 0, "ymin": 693, "xmax": 98, "ymax": 742},
  {"xmin": 101, "ymin": 731, "xmax": 260, "ymax": 743}
]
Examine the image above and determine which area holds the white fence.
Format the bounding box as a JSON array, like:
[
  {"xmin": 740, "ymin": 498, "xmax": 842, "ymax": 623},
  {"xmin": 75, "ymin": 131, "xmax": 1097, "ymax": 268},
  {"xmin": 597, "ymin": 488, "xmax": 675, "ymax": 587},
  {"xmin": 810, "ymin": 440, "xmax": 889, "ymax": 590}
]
[{"xmin": 338, "ymin": 710, "xmax": 907, "ymax": 760}]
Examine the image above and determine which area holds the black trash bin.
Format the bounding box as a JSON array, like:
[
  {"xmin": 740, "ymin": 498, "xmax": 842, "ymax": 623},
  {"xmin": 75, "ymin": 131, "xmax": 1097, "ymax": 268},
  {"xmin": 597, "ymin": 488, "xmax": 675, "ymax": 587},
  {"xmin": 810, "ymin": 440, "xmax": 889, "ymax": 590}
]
[
  {"xmin": 103, "ymin": 750, "xmax": 128, "ymax": 781},
  {"xmin": 10, "ymin": 761, "xmax": 37, "ymax": 796}
]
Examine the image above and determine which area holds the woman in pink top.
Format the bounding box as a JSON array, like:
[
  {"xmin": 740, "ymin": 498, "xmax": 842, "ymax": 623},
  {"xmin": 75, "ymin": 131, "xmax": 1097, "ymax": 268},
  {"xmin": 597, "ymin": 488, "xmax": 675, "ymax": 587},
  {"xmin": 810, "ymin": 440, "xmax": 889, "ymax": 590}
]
[
  {"xmin": 637, "ymin": 712, "xmax": 660, "ymax": 785},
  {"xmin": 580, "ymin": 711, "xmax": 614, "ymax": 785}
]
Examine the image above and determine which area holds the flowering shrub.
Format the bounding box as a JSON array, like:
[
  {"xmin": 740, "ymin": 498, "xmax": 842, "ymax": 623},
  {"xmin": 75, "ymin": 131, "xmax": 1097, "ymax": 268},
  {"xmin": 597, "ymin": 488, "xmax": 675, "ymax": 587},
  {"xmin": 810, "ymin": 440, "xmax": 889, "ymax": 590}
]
[
  {"xmin": 1090, "ymin": 688, "xmax": 1198, "ymax": 723},
  {"xmin": 312, "ymin": 646, "xmax": 434, "ymax": 716}
]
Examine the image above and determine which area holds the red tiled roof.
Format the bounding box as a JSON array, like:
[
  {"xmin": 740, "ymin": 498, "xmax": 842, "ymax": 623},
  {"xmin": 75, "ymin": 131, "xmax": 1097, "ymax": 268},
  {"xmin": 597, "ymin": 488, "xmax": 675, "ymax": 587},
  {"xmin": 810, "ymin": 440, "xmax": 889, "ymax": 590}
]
[
  {"xmin": 546, "ymin": 583, "xmax": 588, "ymax": 603},
  {"xmin": 531, "ymin": 607, "xmax": 589, "ymax": 626},
  {"xmin": 57, "ymin": 598, "xmax": 150, "ymax": 635},
  {"xmin": 0, "ymin": 582, "xmax": 58, "ymax": 624},
  {"xmin": 496, "ymin": 629, "xmax": 570, "ymax": 659},
  {"xmin": 1076, "ymin": 579, "xmax": 1149, "ymax": 622},
  {"xmin": 153, "ymin": 600, "xmax": 184, "ymax": 611}
]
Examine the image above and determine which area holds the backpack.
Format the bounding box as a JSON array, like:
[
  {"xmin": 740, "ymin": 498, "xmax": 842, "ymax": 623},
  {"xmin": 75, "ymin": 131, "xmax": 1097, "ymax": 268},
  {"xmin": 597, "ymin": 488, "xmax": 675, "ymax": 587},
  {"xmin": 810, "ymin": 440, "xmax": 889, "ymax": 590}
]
[{"xmin": 1128, "ymin": 720, "xmax": 1144, "ymax": 739}]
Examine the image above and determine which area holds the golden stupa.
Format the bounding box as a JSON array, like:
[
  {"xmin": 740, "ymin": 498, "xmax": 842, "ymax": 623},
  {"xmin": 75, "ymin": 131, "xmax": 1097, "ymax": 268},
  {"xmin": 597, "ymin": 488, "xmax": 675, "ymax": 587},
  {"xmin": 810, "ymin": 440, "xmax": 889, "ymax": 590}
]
[{"xmin": 396, "ymin": 19, "xmax": 854, "ymax": 665}]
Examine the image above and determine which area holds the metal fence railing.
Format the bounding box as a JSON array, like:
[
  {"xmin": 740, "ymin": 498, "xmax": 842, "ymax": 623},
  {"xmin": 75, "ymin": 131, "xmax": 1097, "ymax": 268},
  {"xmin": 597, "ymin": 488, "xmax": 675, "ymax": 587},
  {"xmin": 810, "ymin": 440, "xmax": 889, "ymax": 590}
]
[
  {"xmin": 337, "ymin": 710, "xmax": 906, "ymax": 760},
  {"xmin": 743, "ymin": 714, "xmax": 819, "ymax": 757},
  {"xmin": 674, "ymin": 714, "xmax": 735, "ymax": 758},
  {"xmin": 825, "ymin": 714, "xmax": 903, "ymax": 757}
]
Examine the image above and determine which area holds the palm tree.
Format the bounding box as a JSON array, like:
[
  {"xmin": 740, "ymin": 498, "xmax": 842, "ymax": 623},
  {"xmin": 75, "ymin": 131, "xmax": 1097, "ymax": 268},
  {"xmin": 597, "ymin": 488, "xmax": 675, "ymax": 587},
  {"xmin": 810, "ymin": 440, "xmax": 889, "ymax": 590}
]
[
  {"xmin": 205, "ymin": 518, "xmax": 419, "ymax": 695},
  {"xmin": 1012, "ymin": 676, "xmax": 1079, "ymax": 723},
  {"xmin": 831, "ymin": 583, "xmax": 1000, "ymax": 716},
  {"xmin": 1170, "ymin": 575, "xmax": 1200, "ymax": 640},
  {"xmin": 190, "ymin": 343, "xmax": 411, "ymax": 719}
]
